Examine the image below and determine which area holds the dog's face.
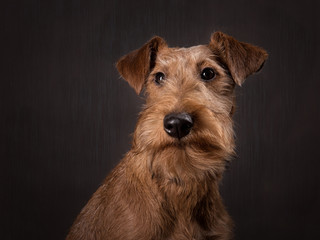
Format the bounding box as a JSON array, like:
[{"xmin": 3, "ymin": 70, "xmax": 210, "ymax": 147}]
[
  {"xmin": 117, "ymin": 32, "xmax": 267, "ymax": 178},
  {"xmin": 138, "ymin": 45, "xmax": 235, "ymax": 153}
]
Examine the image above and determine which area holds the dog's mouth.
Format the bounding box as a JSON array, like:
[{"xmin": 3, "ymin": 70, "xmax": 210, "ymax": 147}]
[{"xmin": 157, "ymin": 132, "xmax": 224, "ymax": 156}]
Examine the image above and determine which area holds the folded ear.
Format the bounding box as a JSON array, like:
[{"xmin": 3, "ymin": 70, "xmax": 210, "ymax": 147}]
[
  {"xmin": 209, "ymin": 32, "xmax": 268, "ymax": 86},
  {"xmin": 116, "ymin": 36, "xmax": 167, "ymax": 94}
]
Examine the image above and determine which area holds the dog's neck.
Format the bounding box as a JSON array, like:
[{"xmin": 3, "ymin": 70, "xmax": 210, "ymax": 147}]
[
  {"xmin": 128, "ymin": 145, "xmax": 228, "ymax": 199},
  {"xmin": 123, "ymin": 143, "xmax": 231, "ymax": 235}
]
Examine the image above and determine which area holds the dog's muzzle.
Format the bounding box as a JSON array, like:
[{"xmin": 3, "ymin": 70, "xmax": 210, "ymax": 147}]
[{"xmin": 163, "ymin": 113, "xmax": 193, "ymax": 139}]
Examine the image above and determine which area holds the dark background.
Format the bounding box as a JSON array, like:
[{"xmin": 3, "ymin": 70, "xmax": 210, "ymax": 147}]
[{"xmin": 1, "ymin": 0, "xmax": 319, "ymax": 239}]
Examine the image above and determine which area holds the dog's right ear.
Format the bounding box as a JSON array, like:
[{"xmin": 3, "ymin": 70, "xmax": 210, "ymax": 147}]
[{"xmin": 116, "ymin": 36, "xmax": 167, "ymax": 94}]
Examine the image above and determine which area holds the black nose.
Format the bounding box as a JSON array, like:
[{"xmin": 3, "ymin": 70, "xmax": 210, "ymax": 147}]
[{"xmin": 163, "ymin": 113, "xmax": 193, "ymax": 139}]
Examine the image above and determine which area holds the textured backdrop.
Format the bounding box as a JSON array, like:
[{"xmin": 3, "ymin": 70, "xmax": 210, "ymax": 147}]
[{"xmin": 1, "ymin": 0, "xmax": 319, "ymax": 239}]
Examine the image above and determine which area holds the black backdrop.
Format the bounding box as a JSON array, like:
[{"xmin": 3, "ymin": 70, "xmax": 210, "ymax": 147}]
[{"xmin": 1, "ymin": 0, "xmax": 320, "ymax": 239}]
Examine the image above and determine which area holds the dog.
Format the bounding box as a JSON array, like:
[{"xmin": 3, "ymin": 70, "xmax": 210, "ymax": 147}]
[{"xmin": 66, "ymin": 31, "xmax": 268, "ymax": 240}]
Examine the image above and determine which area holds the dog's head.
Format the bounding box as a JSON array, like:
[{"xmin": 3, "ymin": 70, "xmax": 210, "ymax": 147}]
[{"xmin": 116, "ymin": 32, "xmax": 267, "ymax": 178}]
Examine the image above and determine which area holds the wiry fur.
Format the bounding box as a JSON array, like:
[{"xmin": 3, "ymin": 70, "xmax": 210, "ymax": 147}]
[{"xmin": 66, "ymin": 32, "xmax": 267, "ymax": 240}]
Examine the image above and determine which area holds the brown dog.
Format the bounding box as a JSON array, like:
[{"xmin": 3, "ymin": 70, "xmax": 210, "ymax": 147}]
[{"xmin": 66, "ymin": 32, "xmax": 267, "ymax": 240}]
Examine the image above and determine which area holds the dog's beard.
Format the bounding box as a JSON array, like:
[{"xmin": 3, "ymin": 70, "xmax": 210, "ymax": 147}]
[{"xmin": 146, "ymin": 132, "xmax": 232, "ymax": 184}]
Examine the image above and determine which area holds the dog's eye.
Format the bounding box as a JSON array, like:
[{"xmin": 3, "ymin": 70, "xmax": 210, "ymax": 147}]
[
  {"xmin": 201, "ymin": 68, "xmax": 215, "ymax": 81},
  {"xmin": 154, "ymin": 72, "xmax": 165, "ymax": 85}
]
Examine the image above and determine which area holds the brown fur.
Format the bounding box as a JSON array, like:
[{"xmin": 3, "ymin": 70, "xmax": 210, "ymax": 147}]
[{"xmin": 66, "ymin": 32, "xmax": 267, "ymax": 240}]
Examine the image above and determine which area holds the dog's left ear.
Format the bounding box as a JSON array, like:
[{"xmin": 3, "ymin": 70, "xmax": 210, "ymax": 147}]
[
  {"xmin": 116, "ymin": 36, "xmax": 167, "ymax": 94},
  {"xmin": 209, "ymin": 32, "xmax": 268, "ymax": 86}
]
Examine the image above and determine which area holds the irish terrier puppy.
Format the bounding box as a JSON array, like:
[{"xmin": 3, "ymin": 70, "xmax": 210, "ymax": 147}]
[{"xmin": 66, "ymin": 32, "xmax": 267, "ymax": 240}]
